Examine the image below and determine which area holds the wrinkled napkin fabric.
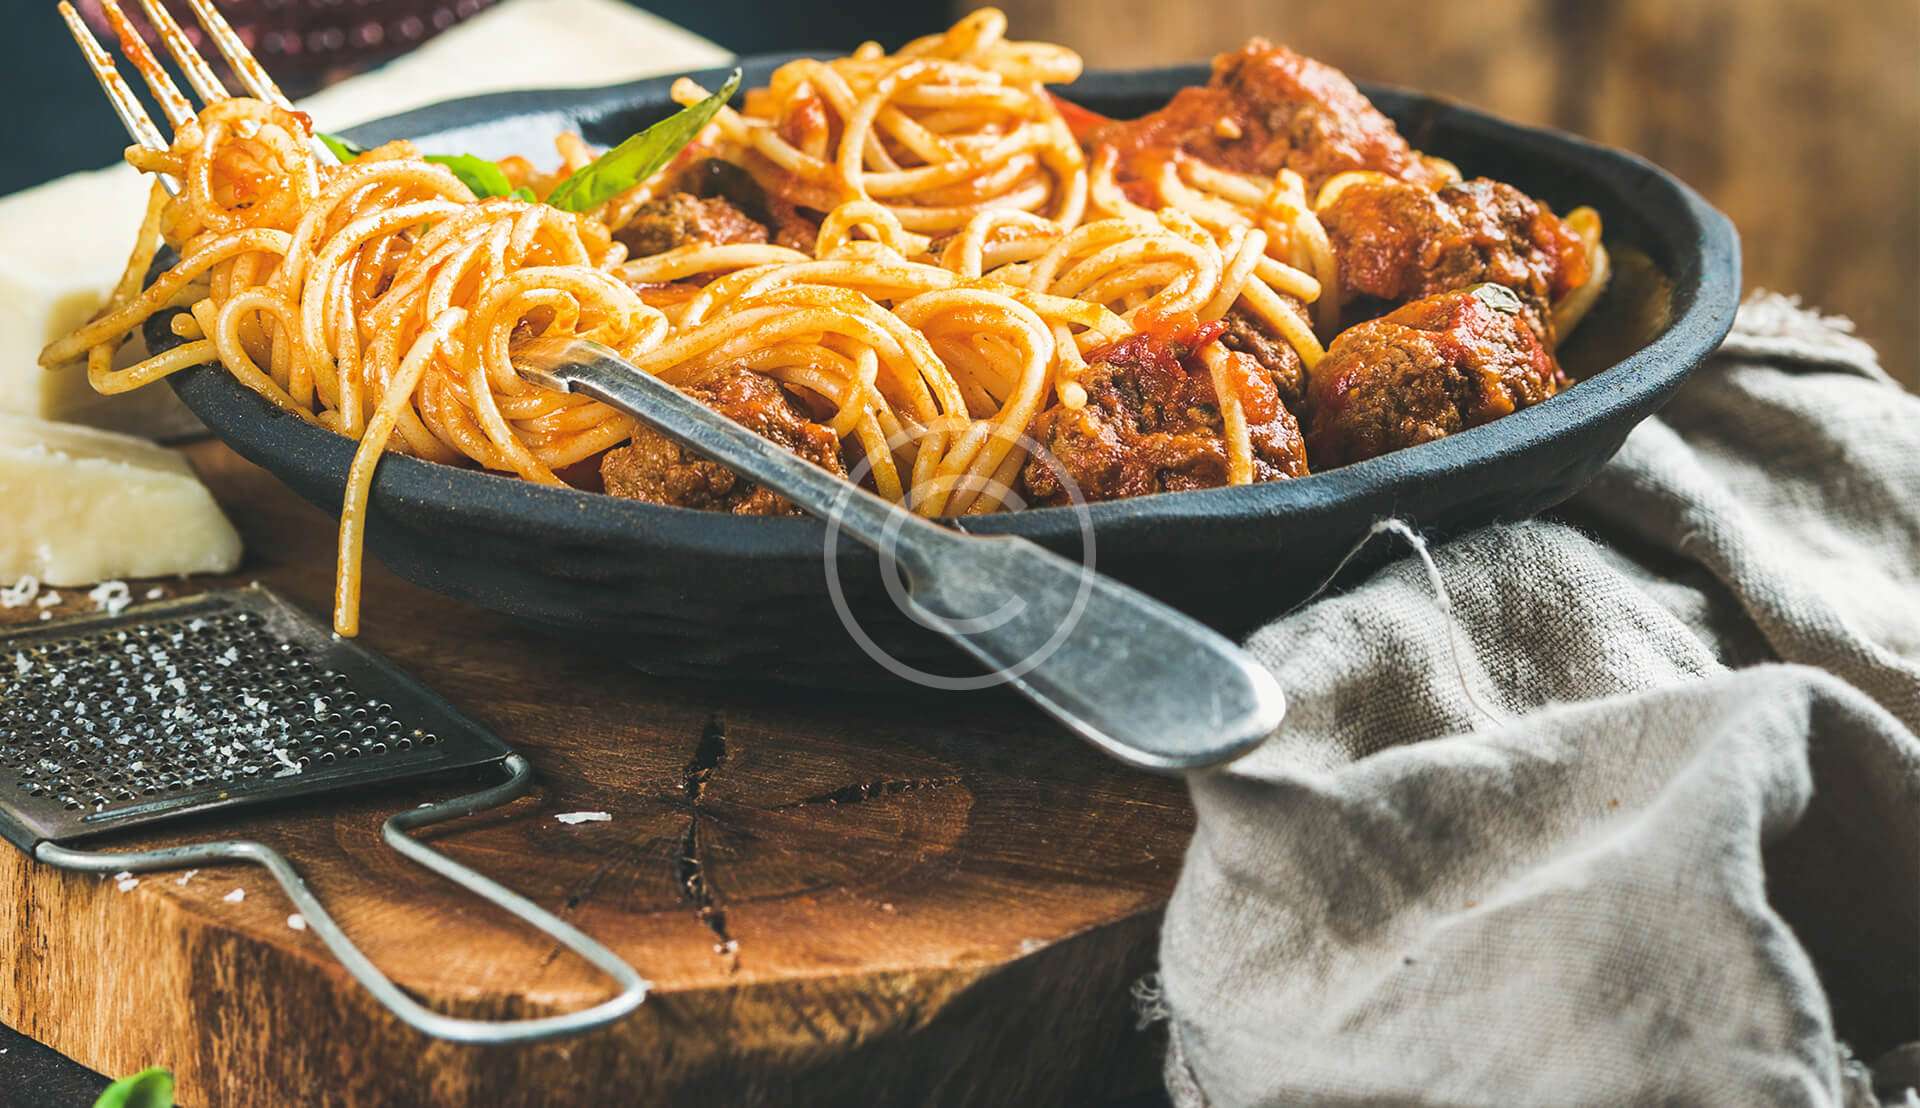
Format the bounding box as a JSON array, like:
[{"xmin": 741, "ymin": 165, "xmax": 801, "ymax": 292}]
[{"xmin": 1157, "ymin": 293, "xmax": 1920, "ymax": 1107}]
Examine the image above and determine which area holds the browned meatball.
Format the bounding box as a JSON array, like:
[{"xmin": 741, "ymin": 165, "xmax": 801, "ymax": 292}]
[
  {"xmin": 600, "ymin": 369, "xmax": 844, "ymax": 515},
  {"xmin": 1082, "ymin": 39, "xmax": 1449, "ymax": 191},
  {"xmin": 1320, "ymin": 177, "xmax": 1590, "ymax": 339},
  {"xmin": 1022, "ymin": 325, "xmax": 1309, "ymax": 506},
  {"xmin": 614, "ymin": 192, "xmax": 769, "ymax": 257},
  {"xmin": 1219, "ymin": 306, "xmax": 1306, "ymax": 410},
  {"xmin": 674, "ymin": 157, "xmax": 771, "ymax": 221},
  {"xmin": 1304, "ymin": 285, "xmax": 1567, "ymax": 468}
]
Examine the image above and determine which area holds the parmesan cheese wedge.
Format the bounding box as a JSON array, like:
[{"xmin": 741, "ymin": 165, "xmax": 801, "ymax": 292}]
[
  {"xmin": 0, "ymin": 165, "xmax": 205, "ymax": 439},
  {"xmin": 0, "ymin": 414, "xmax": 241, "ymax": 587}
]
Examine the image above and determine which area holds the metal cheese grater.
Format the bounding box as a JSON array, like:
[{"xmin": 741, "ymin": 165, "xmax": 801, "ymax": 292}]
[{"xmin": 0, "ymin": 585, "xmax": 645, "ymax": 1043}]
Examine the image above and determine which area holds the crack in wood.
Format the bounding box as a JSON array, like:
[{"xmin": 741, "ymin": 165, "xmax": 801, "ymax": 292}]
[
  {"xmin": 776, "ymin": 774, "xmax": 964, "ymax": 810},
  {"xmin": 544, "ymin": 724, "xmax": 966, "ymax": 974},
  {"xmin": 681, "ymin": 713, "xmax": 728, "ymax": 806},
  {"xmin": 677, "ymin": 713, "xmax": 736, "ymax": 960},
  {"xmin": 540, "ymin": 713, "xmax": 736, "ymax": 972}
]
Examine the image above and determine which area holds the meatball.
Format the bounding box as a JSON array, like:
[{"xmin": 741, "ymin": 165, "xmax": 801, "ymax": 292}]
[
  {"xmin": 1086, "ymin": 39, "xmax": 1447, "ymax": 191},
  {"xmin": 1219, "ymin": 306, "xmax": 1306, "ymax": 410},
  {"xmin": 1022, "ymin": 326, "xmax": 1309, "ymax": 505},
  {"xmin": 614, "ymin": 192, "xmax": 769, "ymax": 257},
  {"xmin": 764, "ymin": 194, "xmax": 822, "ymax": 255},
  {"xmin": 1303, "ymin": 284, "xmax": 1566, "ymax": 468},
  {"xmin": 600, "ymin": 369, "xmax": 845, "ymax": 515},
  {"xmin": 1320, "ymin": 177, "xmax": 1589, "ymax": 339},
  {"xmin": 676, "ymin": 157, "xmax": 771, "ymax": 222}
]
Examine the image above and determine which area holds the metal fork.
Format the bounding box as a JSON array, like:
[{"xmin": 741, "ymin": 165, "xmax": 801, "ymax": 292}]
[
  {"xmin": 57, "ymin": 0, "xmax": 338, "ymax": 196},
  {"xmin": 60, "ymin": 1, "xmax": 1288, "ymax": 771},
  {"xmin": 517, "ymin": 338, "xmax": 1287, "ymax": 772}
]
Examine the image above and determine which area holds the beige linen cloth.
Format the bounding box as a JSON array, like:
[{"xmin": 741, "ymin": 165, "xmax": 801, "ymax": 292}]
[{"xmin": 1156, "ymin": 293, "xmax": 1920, "ymax": 1107}]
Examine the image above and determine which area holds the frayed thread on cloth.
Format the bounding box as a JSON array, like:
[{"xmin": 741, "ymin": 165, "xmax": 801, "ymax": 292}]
[
  {"xmin": 1132, "ymin": 972, "xmax": 1171, "ymax": 1029},
  {"xmin": 1285, "ymin": 518, "xmax": 1505, "ymax": 729},
  {"xmin": 1725, "ymin": 290, "xmax": 1888, "ymax": 382},
  {"xmin": 1737, "ymin": 289, "xmax": 1859, "ymax": 338}
]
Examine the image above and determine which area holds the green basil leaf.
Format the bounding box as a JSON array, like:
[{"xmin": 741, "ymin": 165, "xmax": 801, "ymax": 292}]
[
  {"xmin": 93, "ymin": 1067, "xmax": 174, "ymax": 1108},
  {"xmin": 318, "ymin": 136, "xmax": 517, "ymax": 202},
  {"xmin": 424, "ymin": 153, "xmax": 516, "ymax": 199},
  {"xmin": 316, "ymin": 132, "xmax": 366, "ymax": 162},
  {"xmin": 511, "ymin": 186, "xmax": 538, "ymax": 202},
  {"xmin": 545, "ymin": 69, "xmax": 741, "ymax": 214}
]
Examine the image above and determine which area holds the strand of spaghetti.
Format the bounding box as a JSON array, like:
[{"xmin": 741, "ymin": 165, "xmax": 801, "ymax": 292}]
[
  {"xmin": 531, "ymin": 413, "xmax": 637, "ymax": 470},
  {"xmin": 1552, "ymin": 207, "xmax": 1610, "ymax": 336},
  {"xmin": 212, "ymin": 287, "xmax": 305, "ymax": 406},
  {"xmin": 296, "ymin": 199, "xmax": 466, "ymax": 384},
  {"xmin": 816, "ymin": 199, "xmax": 934, "ymax": 256},
  {"xmin": 762, "ymin": 285, "xmax": 970, "ymax": 419},
  {"xmin": 41, "ymin": 227, "xmax": 293, "ymax": 364},
  {"xmin": 1202, "ymin": 226, "xmax": 1268, "ymax": 320},
  {"xmin": 897, "ymin": 288, "xmax": 1053, "ymax": 514},
  {"xmin": 474, "ymin": 271, "xmax": 663, "ymax": 483},
  {"xmin": 1196, "ymin": 341, "xmax": 1254, "ymax": 485},
  {"xmin": 83, "ymin": 336, "xmax": 214, "ymax": 395},
  {"xmin": 335, "ymin": 308, "xmax": 465, "ymax": 636},
  {"xmin": 1177, "ymin": 158, "xmax": 1269, "ymax": 209},
  {"xmin": 331, "ymin": 254, "xmax": 366, "ymax": 435},
  {"xmin": 663, "ymin": 292, "xmax": 956, "ymax": 450},
  {"xmin": 1154, "ymin": 158, "xmax": 1253, "ymax": 232},
  {"xmin": 617, "ymin": 243, "xmax": 812, "ymax": 284},
  {"xmin": 358, "ymin": 316, "xmax": 464, "ymax": 464},
  {"xmin": 71, "ymin": 181, "xmax": 176, "ymax": 397},
  {"xmin": 1253, "ymin": 254, "xmax": 1321, "ymax": 303}
]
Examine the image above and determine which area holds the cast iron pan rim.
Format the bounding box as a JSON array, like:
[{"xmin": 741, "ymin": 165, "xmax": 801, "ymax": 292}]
[{"xmin": 161, "ymin": 56, "xmax": 1742, "ymax": 560}]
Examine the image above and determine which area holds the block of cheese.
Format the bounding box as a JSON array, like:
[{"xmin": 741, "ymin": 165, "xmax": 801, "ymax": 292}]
[
  {"xmin": 0, "ymin": 165, "xmax": 207, "ymax": 440},
  {"xmin": 0, "ymin": 414, "xmax": 241, "ymax": 587}
]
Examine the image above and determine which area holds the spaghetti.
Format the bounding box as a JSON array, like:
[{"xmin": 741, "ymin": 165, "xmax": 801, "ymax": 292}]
[{"xmin": 43, "ymin": 10, "xmax": 1608, "ymax": 638}]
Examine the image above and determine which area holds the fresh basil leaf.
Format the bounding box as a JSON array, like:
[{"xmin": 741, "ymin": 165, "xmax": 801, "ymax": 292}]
[
  {"xmin": 545, "ymin": 69, "xmax": 741, "ymax": 214},
  {"xmin": 424, "ymin": 153, "xmax": 516, "ymax": 199},
  {"xmin": 93, "ymin": 1067, "xmax": 174, "ymax": 1108},
  {"xmin": 319, "ymin": 135, "xmax": 517, "ymax": 202},
  {"xmin": 316, "ymin": 132, "xmax": 366, "ymax": 162},
  {"xmin": 1468, "ymin": 282, "xmax": 1524, "ymax": 315},
  {"xmin": 511, "ymin": 186, "xmax": 538, "ymax": 202}
]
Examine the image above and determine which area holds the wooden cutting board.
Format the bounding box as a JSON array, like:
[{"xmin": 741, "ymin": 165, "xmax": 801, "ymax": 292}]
[{"xmin": 0, "ymin": 441, "xmax": 1196, "ymax": 1107}]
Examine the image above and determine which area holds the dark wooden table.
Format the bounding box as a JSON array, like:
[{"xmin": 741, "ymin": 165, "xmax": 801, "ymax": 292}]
[
  {"xmin": 991, "ymin": 0, "xmax": 1920, "ymax": 392},
  {"xmin": 0, "ymin": 443, "xmax": 1194, "ymax": 1107}
]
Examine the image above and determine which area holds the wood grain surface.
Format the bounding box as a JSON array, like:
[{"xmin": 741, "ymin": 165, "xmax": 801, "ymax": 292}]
[
  {"xmin": 0, "ymin": 442, "xmax": 1194, "ymax": 1107},
  {"xmin": 985, "ymin": 0, "xmax": 1920, "ymax": 390}
]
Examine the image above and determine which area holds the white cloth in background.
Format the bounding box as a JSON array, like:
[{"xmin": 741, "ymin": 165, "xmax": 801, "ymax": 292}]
[{"xmin": 1158, "ymin": 294, "xmax": 1920, "ymax": 1107}]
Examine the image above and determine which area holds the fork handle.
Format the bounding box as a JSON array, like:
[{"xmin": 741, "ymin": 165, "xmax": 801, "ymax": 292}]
[{"xmin": 514, "ymin": 338, "xmax": 1284, "ymax": 771}]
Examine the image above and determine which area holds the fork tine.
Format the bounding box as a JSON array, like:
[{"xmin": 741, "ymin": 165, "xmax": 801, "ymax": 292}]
[
  {"xmin": 56, "ymin": 1, "xmax": 180, "ymax": 194},
  {"xmin": 97, "ymin": 0, "xmax": 194, "ymax": 128},
  {"xmin": 132, "ymin": 0, "xmax": 227, "ymax": 105},
  {"xmin": 174, "ymin": 0, "xmax": 340, "ymax": 167},
  {"xmin": 180, "ymin": 0, "xmax": 291, "ymax": 108}
]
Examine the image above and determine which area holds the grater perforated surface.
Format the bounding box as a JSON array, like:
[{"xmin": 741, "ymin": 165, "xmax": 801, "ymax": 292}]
[{"xmin": 0, "ymin": 586, "xmax": 511, "ymax": 850}]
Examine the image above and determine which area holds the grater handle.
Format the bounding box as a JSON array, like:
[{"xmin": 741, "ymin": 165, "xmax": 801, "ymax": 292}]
[{"xmin": 35, "ymin": 754, "xmax": 648, "ymax": 1044}]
